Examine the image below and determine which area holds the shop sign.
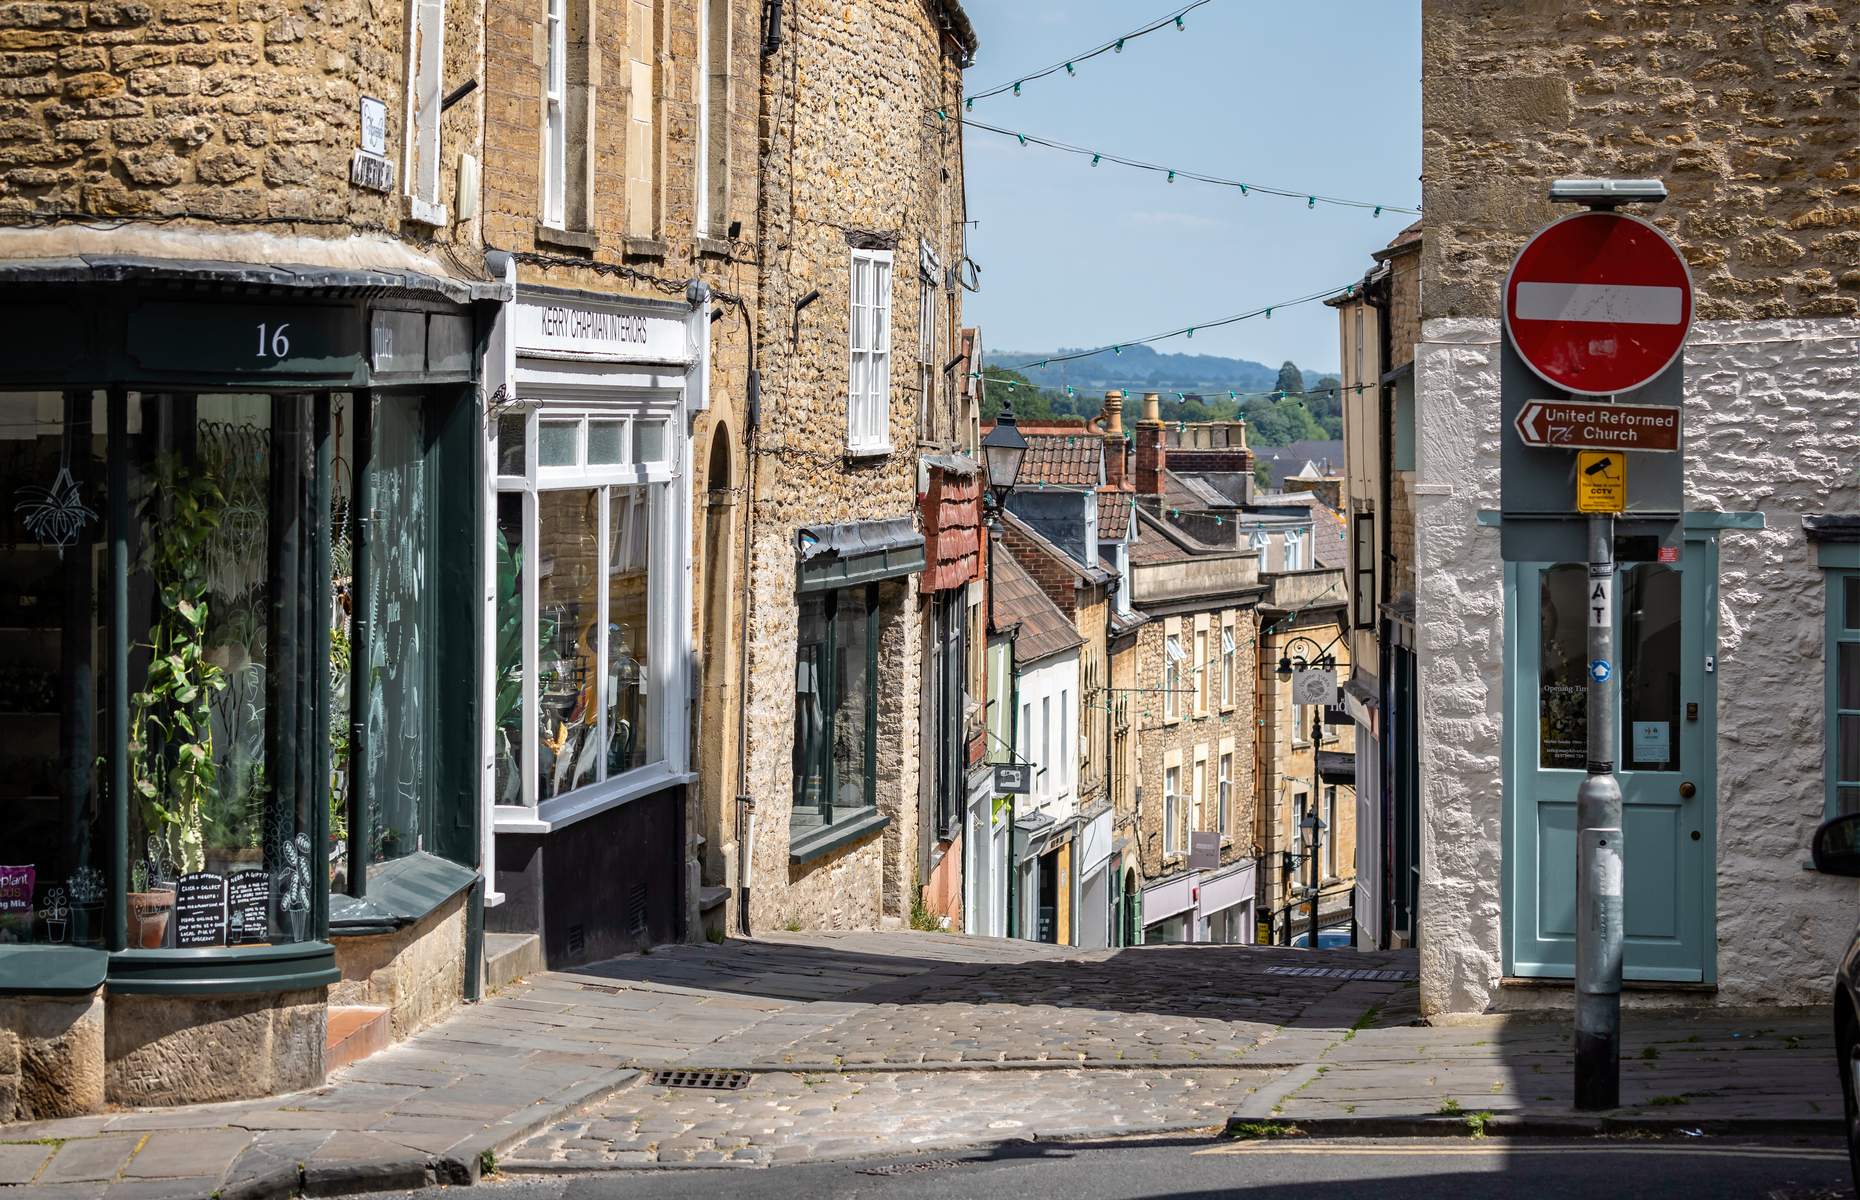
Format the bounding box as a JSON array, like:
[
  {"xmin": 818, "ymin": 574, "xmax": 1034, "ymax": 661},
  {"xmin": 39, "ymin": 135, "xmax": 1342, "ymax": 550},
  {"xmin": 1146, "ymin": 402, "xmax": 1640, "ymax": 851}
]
[
  {"xmin": 994, "ymin": 763, "xmax": 1031, "ymax": 794},
  {"xmin": 128, "ymin": 301, "xmax": 361, "ymax": 378},
  {"xmin": 1188, "ymin": 830, "xmax": 1219, "ymax": 871},
  {"xmin": 174, "ymin": 872, "xmax": 228, "ymax": 948},
  {"xmin": 359, "ymin": 96, "xmax": 388, "ymax": 156},
  {"xmin": 1291, "ymin": 668, "xmax": 1337, "ymax": 708},
  {"xmin": 227, "ymin": 869, "xmax": 270, "ymax": 946},
  {"xmin": 514, "ymin": 298, "xmax": 687, "ymax": 365}
]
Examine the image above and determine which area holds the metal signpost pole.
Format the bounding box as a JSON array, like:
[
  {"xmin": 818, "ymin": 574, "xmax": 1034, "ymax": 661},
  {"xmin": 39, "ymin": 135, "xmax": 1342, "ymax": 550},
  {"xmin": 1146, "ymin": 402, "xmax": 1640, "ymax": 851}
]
[
  {"xmin": 1309, "ymin": 710, "xmax": 1322, "ymax": 953},
  {"xmin": 1576, "ymin": 510, "xmax": 1622, "ymax": 1109}
]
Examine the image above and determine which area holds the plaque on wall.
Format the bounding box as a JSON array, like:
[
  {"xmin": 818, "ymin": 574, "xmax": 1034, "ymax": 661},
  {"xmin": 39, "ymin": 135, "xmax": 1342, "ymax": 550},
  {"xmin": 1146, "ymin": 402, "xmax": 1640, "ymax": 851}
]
[
  {"xmin": 173, "ymin": 872, "xmax": 227, "ymax": 948},
  {"xmin": 226, "ymin": 869, "xmax": 270, "ymax": 945}
]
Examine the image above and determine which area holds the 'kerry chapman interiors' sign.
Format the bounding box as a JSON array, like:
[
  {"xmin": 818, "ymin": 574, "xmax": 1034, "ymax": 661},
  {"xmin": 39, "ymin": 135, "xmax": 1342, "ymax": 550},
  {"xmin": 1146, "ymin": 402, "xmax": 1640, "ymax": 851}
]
[{"xmin": 513, "ymin": 297, "xmax": 689, "ymax": 365}]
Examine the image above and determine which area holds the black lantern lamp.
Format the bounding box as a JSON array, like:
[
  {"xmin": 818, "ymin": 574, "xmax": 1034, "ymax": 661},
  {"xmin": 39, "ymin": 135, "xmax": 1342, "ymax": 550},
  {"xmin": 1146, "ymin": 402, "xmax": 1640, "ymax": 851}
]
[
  {"xmin": 1276, "ymin": 635, "xmax": 1336, "ymax": 682},
  {"xmin": 980, "ymin": 400, "xmax": 1028, "ymax": 517}
]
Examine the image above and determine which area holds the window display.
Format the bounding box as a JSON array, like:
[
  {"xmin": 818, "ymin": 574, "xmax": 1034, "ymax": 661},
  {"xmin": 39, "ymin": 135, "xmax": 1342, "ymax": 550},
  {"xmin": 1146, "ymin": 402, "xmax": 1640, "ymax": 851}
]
[{"xmin": 492, "ymin": 402, "xmax": 670, "ymax": 809}]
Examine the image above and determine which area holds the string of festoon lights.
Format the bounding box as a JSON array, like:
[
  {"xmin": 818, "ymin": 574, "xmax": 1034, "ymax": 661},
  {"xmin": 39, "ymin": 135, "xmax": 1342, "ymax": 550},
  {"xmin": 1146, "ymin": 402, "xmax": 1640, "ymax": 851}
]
[
  {"xmin": 986, "ymin": 282, "xmax": 1363, "ymax": 376},
  {"xmin": 960, "ymin": 0, "xmax": 1218, "ymax": 105}
]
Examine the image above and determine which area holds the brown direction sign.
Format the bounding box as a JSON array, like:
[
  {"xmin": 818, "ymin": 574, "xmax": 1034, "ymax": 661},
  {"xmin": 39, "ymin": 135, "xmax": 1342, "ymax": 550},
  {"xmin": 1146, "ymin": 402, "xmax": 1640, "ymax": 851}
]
[{"xmin": 1513, "ymin": 399, "xmax": 1680, "ymax": 453}]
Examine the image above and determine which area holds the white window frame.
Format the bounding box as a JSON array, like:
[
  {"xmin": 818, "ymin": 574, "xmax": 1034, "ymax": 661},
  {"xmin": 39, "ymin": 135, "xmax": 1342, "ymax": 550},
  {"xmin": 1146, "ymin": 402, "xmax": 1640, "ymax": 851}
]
[
  {"xmin": 848, "ymin": 248, "xmax": 894, "ymax": 454},
  {"xmin": 1285, "ymin": 527, "xmax": 1307, "ymax": 572},
  {"xmin": 1220, "ymin": 624, "xmax": 1236, "ymax": 709},
  {"xmin": 1164, "ymin": 765, "xmax": 1181, "ymax": 857},
  {"xmin": 1323, "ymin": 784, "xmax": 1337, "ymax": 880},
  {"xmin": 1163, "ymin": 633, "xmax": 1185, "ymax": 721},
  {"xmin": 488, "ymin": 393, "xmax": 685, "ymax": 830},
  {"xmin": 542, "ymin": 0, "xmax": 567, "ymax": 228},
  {"xmin": 694, "ymin": 0, "xmax": 711, "ymax": 234},
  {"xmin": 1218, "ymin": 752, "xmax": 1232, "ymax": 837},
  {"xmin": 1194, "ymin": 628, "xmax": 1209, "ymax": 715},
  {"xmin": 1190, "ymin": 749, "xmax": 1205, "ymax": 836},
  {"xmin": 1041, "ymin": 694, "xmax": 1053, "ymax": 797},
  {"xmin": 1250, "ymin": 529, "xmax": 1269, "ymax": 574},
  {"xmin": 403, "ymin": 0, "xmax": 447, "ymax": 224},
  {"xmin": 1059, "ymin": 686, "xmax": 1071, "ymax": 799}
]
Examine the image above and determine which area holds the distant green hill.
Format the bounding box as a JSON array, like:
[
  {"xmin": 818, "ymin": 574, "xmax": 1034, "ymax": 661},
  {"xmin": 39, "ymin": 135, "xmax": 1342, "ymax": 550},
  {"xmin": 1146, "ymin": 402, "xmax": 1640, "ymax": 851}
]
[{"xmin": 991, "ymin": 344, "xmax": 1337, "ymax": 396}]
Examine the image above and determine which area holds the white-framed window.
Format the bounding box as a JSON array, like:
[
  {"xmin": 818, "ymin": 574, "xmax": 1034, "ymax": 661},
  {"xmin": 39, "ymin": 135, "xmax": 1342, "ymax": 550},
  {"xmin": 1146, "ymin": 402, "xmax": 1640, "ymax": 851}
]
[
  {"xmin": 1164, "ymin": 764, "xmax": 1181, "ymax": 856},
  {"xmin": 403, "ymin": 0, "xmax": 447, "ymax": 221},
  {"xmin": 1163, "ymin": 633, "xmax": 1185, "ymax": 721},
  {"xmin": 695, "ymin": 0, "xmax": 730, "ymax": 235},
  {"xmin": 1218, "ymin": 752, "xmax": 1233, "ymax": 836},
  {"xmin": 848, "ymin": 248, "xmax": 894, "ymax": 453},
  {"xmin": 1019, "ymin": 699, "xmax": 1031, "ymax": 765},
  {"xmin": 1250, "ymin": 529, "xmax": 1270, "ymax": 574},
  {"xmin": 626, "ymin": 0, "xmax": 655, "ymax": 237},
  {"xmin": 1323, "ymin": 784, "xmax": 1337, "ymax": 879},
  {"xmin": 1191, "ymin": 750, "xmax": 1205, "ymax": 834},
  {"xmin": 1041, "ymin": 694, "xmax": 1053, "ymax": 797},
  {"xmin": 1285, "ymin": 527, "xmax": 1307, "ymax": 572},
  {"xmin": 489, "ymin": 396, "xmax": 680, "ymax": 817},
  {"xmin": 1194, "ymin": 628, "xmax": 1209, "ymax": 715},
  {"xmin": 542, "ymin": 0, "xmax": 566, "ymax": 227},
  {"xmin": 1220, "ymin": 624, "xmax": 1236, "ymax": 709}
]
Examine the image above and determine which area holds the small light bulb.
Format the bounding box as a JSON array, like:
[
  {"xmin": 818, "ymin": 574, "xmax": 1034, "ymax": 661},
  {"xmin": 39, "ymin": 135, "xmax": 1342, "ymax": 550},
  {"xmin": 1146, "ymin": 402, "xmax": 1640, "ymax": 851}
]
[
  {"xmin": 1064, "ymin": 62, "xmax": 1075, "ymax": 75},
  {"xmin": 1167, "ymin": 170, "xmax": 1175, "ymax": 183},
  {"xmin": 1114, "ymin": 38, "xmax": 1125, "ymax": 52},
  {"xmin": 1175, "ymin": 15, "xmax": 1185, "ymax": 29},
  {"xmin": 1091, "ymin": 154, "xmax": 1101, "ymax": 166},
  {"xmin": 1013, "ymin": 81, "xmax": 1021, "ymax": 96}
]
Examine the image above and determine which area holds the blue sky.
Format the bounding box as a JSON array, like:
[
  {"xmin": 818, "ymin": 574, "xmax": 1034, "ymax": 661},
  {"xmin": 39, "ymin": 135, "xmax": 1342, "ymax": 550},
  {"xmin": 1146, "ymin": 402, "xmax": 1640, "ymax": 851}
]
[{"xmin": 959, "ymin": 1, "xmax": 1420, "ymax": 376}]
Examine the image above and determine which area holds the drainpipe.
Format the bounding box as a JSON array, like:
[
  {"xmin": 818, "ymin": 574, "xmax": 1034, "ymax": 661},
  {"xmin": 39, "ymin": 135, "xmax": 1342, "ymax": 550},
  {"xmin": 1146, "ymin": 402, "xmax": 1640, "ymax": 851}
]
[
  {"xmin": 736, "ymin": 359, "xmax": 759, "ymax": 937},
  {"xmin": 1366, "ymin": 264, "xmax": 1395, "ymax": 947}
]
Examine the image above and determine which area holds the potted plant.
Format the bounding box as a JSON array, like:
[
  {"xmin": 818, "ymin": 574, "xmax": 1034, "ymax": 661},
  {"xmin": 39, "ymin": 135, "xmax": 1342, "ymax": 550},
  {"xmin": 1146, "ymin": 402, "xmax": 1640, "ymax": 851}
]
[
  {"xmin": 39, "ymin": 886, "xmax": 67, "ymax": 944},
  {"xmin": 128, "ymin": 458, "xmax": 227, "ymax": 878},
  {"xmin": 126, "ymin": 859, "xmax": 174, "ymax": 949}
]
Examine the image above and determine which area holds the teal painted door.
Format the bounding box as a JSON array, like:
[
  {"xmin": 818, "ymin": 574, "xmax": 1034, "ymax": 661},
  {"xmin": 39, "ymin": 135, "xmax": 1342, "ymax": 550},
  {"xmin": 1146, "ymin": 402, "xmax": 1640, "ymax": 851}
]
[{"xmin": 1506, "ymin": 534, "xmax": 1716, "ymax": 982}]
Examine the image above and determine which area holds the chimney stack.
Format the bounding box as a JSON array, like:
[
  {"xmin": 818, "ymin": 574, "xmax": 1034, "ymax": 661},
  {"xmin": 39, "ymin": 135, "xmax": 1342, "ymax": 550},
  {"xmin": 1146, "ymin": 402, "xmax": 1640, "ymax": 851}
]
[
  {"xmin": 1135, "ymin": 391, "xmax": 1166, "ymax": 496},
  {"xmin": 1096, "ymin": 391, "xmax": 1127, "ymax": 488}
]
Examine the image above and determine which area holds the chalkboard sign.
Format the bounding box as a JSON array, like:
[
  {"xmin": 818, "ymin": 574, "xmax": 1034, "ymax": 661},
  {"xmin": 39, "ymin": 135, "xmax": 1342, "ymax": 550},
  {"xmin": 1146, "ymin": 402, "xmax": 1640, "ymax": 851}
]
[
  {"xmin": 173, "ymin": 872, "xmax": 227, "ymax": 948},
  {"xmin": 226, "ymin": 870, "xmax": 270, "ymax": 945}
]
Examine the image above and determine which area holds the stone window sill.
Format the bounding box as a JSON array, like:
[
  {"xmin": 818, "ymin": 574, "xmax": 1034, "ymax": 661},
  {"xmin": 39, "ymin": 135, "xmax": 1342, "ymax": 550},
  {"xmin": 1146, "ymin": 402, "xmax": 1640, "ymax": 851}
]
[
  {"xmin": 404, "ymin": 195, "xmax": 448, "ymax": 229},
  {"xmin": 624, "ymin": 236, "xmax": 669, "ymax": 260},
  {"xmin": 845, "ymin": 443, "xmax": 894, "ymax": 463},
  {"xmin": 790, "ymin": 806, "xmax": 890, "ymax": 866},
  {"xmin": 536, "ymin": 223, "xmax": 598, "ymax": 252},
  {"xmin": 694, "ymin": 235, "xmax": 734, "ymax": 259}
]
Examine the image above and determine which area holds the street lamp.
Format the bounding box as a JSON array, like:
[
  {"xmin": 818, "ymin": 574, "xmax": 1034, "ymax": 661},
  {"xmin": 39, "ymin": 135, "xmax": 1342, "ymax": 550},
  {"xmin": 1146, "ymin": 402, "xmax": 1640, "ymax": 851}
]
[
  {"xmin": 980, "ymin": 399, "xmax": 1028, "ymax": 519},
  {"xmin": 1300, "ymin": 809, "xmax": 1327, "ymax": 950}
]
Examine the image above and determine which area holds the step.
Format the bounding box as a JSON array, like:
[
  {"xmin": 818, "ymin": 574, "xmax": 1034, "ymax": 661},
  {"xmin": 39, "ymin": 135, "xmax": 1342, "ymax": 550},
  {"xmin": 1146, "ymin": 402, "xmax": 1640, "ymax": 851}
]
[
  {"xmin": 325, "ymin": 1004, "xmax": 390, "ymax": 1073},
  {"xmin": 484, "ymin": 931, "xmax": 544, "ymax": 994}
]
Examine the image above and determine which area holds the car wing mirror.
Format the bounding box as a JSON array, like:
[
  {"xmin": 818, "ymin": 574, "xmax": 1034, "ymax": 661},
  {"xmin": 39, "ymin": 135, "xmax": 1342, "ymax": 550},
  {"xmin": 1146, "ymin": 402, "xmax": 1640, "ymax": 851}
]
[{"xmin": 1811, "ymin": 813, "xmax": 1860, "ymax": 877}]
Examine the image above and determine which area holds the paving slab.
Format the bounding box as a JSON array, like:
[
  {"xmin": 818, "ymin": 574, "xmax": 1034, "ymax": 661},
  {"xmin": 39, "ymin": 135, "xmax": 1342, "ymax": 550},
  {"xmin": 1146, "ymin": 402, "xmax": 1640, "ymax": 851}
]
[
  {"xmin": 0, "ymin": 1143, "xmax": 53, "ymax": 1187},
  {"xmin": 37, "ymin": 1135, "xmax": 142, "ymax": 1185}
]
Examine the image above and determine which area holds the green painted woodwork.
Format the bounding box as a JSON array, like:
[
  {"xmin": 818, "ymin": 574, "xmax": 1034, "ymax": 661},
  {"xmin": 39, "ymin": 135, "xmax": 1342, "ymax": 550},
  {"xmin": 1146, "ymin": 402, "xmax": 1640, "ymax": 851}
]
[
  {"xmin": 1503, "ymin": 531, "xmax": 1719, "ymax": 984},
  {"xmin": 106, "ymin": 941, "xmax": 339, "ymax": 995},
  {"xmin": 0, "ymin": 946, "xmax": 108, "ymax": 994}
]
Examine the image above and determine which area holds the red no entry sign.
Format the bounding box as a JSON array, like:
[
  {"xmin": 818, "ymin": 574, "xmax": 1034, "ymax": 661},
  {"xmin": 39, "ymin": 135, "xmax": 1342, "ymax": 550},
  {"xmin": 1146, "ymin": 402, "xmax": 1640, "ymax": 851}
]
[{"xmin": 1504, "ymin": 211, "xmax": 1693, "ymax": 397}]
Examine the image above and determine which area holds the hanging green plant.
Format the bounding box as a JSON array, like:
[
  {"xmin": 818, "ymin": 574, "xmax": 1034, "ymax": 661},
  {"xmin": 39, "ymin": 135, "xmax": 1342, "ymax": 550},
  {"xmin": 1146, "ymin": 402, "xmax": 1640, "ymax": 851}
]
[{"xmin": 129, "ymin": 456, "xmax": 228, "ymax": 875}]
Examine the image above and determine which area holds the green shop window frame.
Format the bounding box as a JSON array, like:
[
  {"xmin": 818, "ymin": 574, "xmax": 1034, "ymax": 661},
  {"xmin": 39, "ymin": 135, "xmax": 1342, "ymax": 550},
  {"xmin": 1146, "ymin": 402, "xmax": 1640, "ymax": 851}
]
[
  {"xmin": 789, "ymin": 583, "xmax": 889, "ymax": 864},
  {"xmin": 0, "ymin": 284, "xmax": 490, "ymax": 997}
]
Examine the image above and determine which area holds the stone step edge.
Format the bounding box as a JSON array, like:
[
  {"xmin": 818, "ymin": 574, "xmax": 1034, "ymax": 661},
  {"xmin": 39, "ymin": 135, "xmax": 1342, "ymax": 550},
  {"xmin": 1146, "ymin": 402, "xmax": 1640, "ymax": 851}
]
[
  {"xmin": 1224, "ymin": 1113, "xmax": 1848, "ymax": 1140},
  {"xmin": 649, "ymin": 1058, "xmax": 1301, "ymax": 1073}
]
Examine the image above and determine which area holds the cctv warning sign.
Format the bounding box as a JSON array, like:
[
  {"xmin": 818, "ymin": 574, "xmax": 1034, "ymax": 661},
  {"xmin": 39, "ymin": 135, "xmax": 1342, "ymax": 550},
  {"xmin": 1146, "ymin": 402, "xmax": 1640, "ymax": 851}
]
[{"xmin": 1576, "ymin": 451, "xmax": 1626, "ymax": 513}]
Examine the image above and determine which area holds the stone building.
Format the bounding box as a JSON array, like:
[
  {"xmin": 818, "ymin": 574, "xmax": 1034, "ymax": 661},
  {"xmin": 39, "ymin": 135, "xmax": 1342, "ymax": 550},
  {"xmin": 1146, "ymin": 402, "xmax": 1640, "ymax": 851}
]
[
  {"xmin": 1328, "ymin": 219, "xmax": 1422, "ymax": 950},
  {"xmin": 728, "ymin": 0, "xmax": 976, "ymax": 934},
  {"xmin": 1120, "ymin": 400, "xmax": 1267, "ymax": 944},
  {"xmin": 1257, "ymin": 570, "xmax": 1357, "ymax": 946},
  {"xmin": 0, "ymin": 0, "xmax": 505, "ymax": 1115},
  {"xmin": 1416, "ymin": 1, "xmax": 1860, "ymax": 1016},
  {"xmin": 476, "ymin": 0, "xmax": 763, "ymax": 969}
]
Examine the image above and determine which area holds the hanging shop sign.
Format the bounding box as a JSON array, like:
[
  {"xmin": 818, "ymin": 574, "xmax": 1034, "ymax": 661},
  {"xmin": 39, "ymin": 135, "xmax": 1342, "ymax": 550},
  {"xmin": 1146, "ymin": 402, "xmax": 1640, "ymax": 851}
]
[
  {"xmin": 513, "ymin": 296, "xmax": 688, "ymax": 365},
  {"xmin": 1291, "ymin": 668, "xmax": 1338, "ymax": 708},
  {"xmin": 994, "ymin": 763, "xmax": 1032, "ymax": 794},
  {"xmin": 1188, "ymin": 830, "xmax": 1220, "ymax": 872}
]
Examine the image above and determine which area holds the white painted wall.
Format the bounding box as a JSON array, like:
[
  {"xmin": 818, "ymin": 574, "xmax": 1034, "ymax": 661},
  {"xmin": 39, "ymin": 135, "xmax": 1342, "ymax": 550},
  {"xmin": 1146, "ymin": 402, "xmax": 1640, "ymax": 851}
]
[
  {"xmin": 1414, "ymin": 316, "xmax": 1860, "ymax": 1017},
  {"xmin": 1016, "ymin": 649, "xmax": 1081, "ymax": 820}
]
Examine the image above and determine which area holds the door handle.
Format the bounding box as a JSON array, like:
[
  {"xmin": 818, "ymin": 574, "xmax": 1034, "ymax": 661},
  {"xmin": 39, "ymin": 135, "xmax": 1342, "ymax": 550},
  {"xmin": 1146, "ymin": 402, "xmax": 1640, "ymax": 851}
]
[{"xmin": 1679, "ymin": 781, "xmax": 1696, "ymax": 799}]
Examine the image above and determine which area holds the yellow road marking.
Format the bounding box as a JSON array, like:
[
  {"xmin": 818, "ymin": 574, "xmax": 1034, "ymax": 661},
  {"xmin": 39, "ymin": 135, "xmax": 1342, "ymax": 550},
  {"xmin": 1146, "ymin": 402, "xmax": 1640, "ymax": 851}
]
[{"xmin": 1197, "ymin": 1143, "xmax": 1845, "ymax": 1161}]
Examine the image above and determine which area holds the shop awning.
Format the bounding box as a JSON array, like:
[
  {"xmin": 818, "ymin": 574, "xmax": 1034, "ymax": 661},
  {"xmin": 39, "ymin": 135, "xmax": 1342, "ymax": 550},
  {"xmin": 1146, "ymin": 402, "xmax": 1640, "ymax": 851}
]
[
  {"xmin": 797, "ymin": 516, "xmax": 925, "ymax": 592},
  {"xmin": 1317, "ymin": 750, "xmax": 1356, "ymax": 785}
]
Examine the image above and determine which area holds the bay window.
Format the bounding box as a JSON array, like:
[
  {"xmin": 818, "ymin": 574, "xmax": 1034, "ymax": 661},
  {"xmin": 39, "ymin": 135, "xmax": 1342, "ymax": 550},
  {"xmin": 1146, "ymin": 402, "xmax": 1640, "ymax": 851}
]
[{"xmin": 492, "ymin": 399, "xmax": 675, "ymax": 816}]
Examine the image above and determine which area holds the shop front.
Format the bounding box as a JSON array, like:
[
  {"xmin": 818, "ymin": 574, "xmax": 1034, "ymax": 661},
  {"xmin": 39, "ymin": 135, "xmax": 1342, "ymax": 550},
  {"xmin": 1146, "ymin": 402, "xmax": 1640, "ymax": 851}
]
[
  {"xmin": 482, "ymin": 283, "xmax": 703, "ymax": 968},
  {"xmin": 0, "ymin": 260, "xmax": 498, "ymax": 1118}
]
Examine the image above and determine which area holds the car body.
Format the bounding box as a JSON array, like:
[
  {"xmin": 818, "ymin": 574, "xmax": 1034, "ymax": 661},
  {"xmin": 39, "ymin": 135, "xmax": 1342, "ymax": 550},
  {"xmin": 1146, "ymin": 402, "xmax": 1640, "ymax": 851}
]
[{"xmin": 1811, "ymin": 814, "xmax": 1860, "ymax": 1192}]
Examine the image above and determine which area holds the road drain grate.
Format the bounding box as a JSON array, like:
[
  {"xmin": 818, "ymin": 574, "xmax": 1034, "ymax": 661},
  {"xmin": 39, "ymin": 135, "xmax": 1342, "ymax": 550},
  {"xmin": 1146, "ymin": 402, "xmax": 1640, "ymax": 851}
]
[
  {"xmin": 1263, "ymin": 966, "xmax": 1417, "ymax": 982},
  {"xmin": 650, "ymin": 1069, "xmax": 751, "ymax": 1091}
]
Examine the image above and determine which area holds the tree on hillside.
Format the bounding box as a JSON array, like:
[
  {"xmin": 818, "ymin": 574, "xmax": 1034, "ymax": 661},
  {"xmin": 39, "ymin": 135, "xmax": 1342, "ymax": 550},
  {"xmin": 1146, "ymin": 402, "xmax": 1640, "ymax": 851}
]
[
  {"xmin": 981, "ymin": 366, "xmax": 1056, "ymax": 420},
  {"xmin": 1274, "ymin": 361, "xmax": 1307, "ymax": 399},
  {"xmin": 1303, "ymin": 374, "xmax": 1344, "ymax": 439},
  {"xmin": 1253, "ymin": 459, "xmax": 1274, "ymax": 492},
  {"xmin": 1242, "ymin": 396, "xmax": 1326, "ymax": 447}
]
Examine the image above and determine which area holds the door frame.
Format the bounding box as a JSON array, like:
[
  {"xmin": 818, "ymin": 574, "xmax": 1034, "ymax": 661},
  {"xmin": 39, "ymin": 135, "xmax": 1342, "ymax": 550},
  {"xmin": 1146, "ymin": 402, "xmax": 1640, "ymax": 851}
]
[{"xmin": 1500, "ymin": 524, "xmax": 1721, "ymax": 985}]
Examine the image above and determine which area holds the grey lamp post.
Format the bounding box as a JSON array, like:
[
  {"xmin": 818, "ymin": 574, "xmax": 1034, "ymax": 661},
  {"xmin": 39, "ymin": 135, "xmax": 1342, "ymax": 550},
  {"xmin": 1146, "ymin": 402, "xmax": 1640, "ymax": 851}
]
[
  {"xmin": 1278, "ymin": 636, "xmax": 1335, "ymax": 949},
  {"xmin": 980, "ymin": 400, "xmax": 1026, "ymax": 937}
]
